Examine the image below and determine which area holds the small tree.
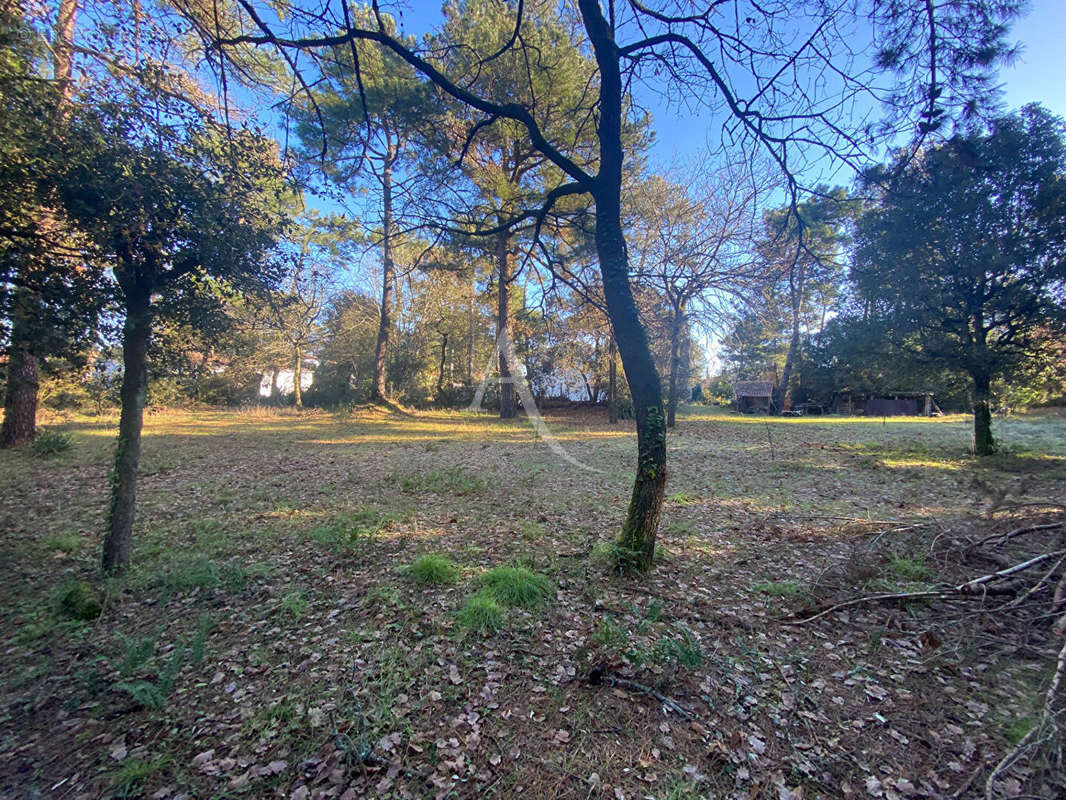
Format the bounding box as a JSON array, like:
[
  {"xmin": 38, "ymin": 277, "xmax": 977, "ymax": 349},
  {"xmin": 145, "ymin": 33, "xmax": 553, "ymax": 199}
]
[
  {"xmin": 59, "ymin": 95, "xmax": 288, "ymax": 572},
  {"xmin": 852, "ymin": 105, "xmax": 1066, "ymax": 454}
]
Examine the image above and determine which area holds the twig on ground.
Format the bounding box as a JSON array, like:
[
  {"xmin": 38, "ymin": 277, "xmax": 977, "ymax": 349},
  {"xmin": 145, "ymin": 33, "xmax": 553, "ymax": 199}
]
[
  {"xmin": 599, "ymin": 673, "xmax": 701, "ymax": 720},
  {"xmin": 983, "ymin": 633, "xmax": 1066, "ymax": 799},
  {"xmin": 975, "ymin": 520, "xmax": 1066, "ymax": 548},
  {"xmin": 959, "ymin": 550, "xmax": 1066, "ymax": 592}
]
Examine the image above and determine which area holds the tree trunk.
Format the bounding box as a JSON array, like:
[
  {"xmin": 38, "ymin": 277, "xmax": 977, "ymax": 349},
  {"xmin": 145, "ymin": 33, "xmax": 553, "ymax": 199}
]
[
  {"xmin": 371, "ymin": 147, "xmax": 395, "ymax": 402},
  {"xmin": 102, "ymin": 285, "xmax": 152, "ymax": 573},
  {"xmin": 578, "ymin": 0, "xmax": 666, "ymax": 571},
  {"xmin": 776, "ymin": 324, "xmax": 801, "ymax": 412},
  {"xmin": 496, "ymin": 231, "xmax": 517, "ymax": 419},
  {"xmin": 972, "ymin": 370, "xmax": 996, "ymax": 456},
  {"xmin": 666, "ymin": 312, "xmax": 682, "ymax": 428},
  {"xmin": 467, "ymin": 267, "xmax": 476, "ymax": 384},
  {"xmin": 0, "ymin": 1, "xmax": 77, "ymax": 449},
  {"xmin": 293, "ymin": 349, "xmax": 303, "ymax": 407},
  {"xmin": 608, "ymin": 335, "xmax": 618, "ymax": 424},
  {"xmin": 0, "ymin": 338, "xmax": 39, "ymax": 449},
  {"xmin": 437, "ymin": 332, "xmax": 448, "ymax": 394}
]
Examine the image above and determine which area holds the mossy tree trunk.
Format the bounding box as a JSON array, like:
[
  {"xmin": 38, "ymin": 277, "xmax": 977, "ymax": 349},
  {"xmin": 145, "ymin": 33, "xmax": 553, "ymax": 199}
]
[
  {"xmin": 579, "ymin": 0, "xmax": 667, "ymax": 571},
  {"xmin": 102, "ymin": 281, "xmax": 152, "ymax": 573}
]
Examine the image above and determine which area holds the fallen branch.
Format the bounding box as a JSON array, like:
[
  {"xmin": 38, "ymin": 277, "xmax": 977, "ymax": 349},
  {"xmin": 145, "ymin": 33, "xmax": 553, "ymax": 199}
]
[
  {"xmin": 597, "ymin": 673, "xmax": 701, "ymax": 721},
  {"xmin": 786, "ymin": 590, "xmax": 950, "ymax": 625},
  {"xmin": 959, "ymin": 550, "xmax": 1066, "ymax": 591},
  {"xmin": 976, "ymin": 520, "xmax": 1066, "ymax": 548},
  {"xmin": 790, "ymin": 551, "xmax": 1066, "ymax": 624}
]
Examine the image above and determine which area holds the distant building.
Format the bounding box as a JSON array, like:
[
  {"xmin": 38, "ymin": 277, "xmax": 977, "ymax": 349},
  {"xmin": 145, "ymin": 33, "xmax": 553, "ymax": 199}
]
[
  {"xmin": 259, "ymin": 361, "xmax": 316, "ymax": 399},
  {"xmin": 834, "ymin": 390, "xmax": 937, "ymax": 416},
  {"xmin": 733, "ymin": 380, "xmax": 775, "ymax": 413}
]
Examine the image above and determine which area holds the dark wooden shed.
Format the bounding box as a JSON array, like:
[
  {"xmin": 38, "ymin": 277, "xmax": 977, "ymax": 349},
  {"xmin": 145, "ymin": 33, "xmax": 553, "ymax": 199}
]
[
  {"xmin": 734, "ymin": 380, "xmax": 775, "ymax": 413},
  {"xmin": 835, "ymin": 390, "xmax": 936, "ymax": 416}
]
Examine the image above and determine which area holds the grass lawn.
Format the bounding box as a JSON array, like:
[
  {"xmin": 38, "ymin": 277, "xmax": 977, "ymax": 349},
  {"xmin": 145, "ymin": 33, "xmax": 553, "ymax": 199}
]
[{"xmin": 1, "ymin": 405, "xmax": 1064, "ymax": 798}]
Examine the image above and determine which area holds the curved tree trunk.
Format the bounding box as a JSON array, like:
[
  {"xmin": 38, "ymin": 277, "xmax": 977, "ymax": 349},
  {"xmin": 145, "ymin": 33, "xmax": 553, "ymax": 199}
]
[
  {"xmin": 579, "ymin": 0, "xmax": 666, "ymax": 571},
  {"xmin": 371, "ymin": 148, "xmax": 395, "ymax": 402},
  {"xmin": 102, "ymin": 285, "xmax": 152, "ymax": 573},
  {"xmin": 496, "ymin": 231, "xmax": 517, "ymax": 419},
  {"xmin": 972, "ymin": 370, "xmax": 996, "ymax": 456}
]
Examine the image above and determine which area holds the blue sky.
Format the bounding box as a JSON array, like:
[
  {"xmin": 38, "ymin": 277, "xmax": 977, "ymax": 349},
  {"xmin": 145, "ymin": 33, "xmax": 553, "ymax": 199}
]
[{"xmin": 372, "ymin": 0, "xmax": 1066, "ymax": 169}]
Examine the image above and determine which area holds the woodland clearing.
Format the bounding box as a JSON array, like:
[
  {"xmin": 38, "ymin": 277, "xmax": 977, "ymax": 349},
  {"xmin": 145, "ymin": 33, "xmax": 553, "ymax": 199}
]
[{"xmin": 1, "ymin": 406, "xmax": 1064, "ymax": 799}]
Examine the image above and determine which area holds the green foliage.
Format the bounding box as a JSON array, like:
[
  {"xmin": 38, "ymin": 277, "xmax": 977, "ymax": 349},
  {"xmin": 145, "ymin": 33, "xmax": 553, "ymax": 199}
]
[
  {"xmin": 59, "ymin": 581, "xmax": 102, "ymax": 620},
  {"xmin": 883, "ymin": 556, "xmax": 934, "ymax": 583},
  {"xmin": 400, "ymin": 467, "xmax": 485, "ymax": 495},
  {"xmin": 754, "ymin": 579, "xmax": 810, "ymax": 600},
  {"xmin": 112, "ymin": 619, "xmax": 210, "ymax": 711},
  {"xmin": 403, "ymin": 554, "xmax": 460, "ymax": 585},
  {"xmin": 30, "ymin": 428, "xmax": 73, "ymax": 457},
  {"xmin": 310, "ymin": 507, "xmax": 402, "ymax": 549},
  {"xmin": 652, "ymin": 628, "xmax": 704, "ymax": 669},
  {"xmin": 280, "ymin": 588, "xmax": 309, "ymax": 618},
  {"xmin": 481, "ymin": 566, "xmax": 553, "ymax": 608},
  {"xmin": 160, "ymin": 556, "xmax": 219, "ymax": 592},
  {"xmin": 518, "ymin": 520, "xmax": 546, "ymax": 540},
  {"xmin": 455, "ymin": 592, "xmax": 504, "ymax": 632}
]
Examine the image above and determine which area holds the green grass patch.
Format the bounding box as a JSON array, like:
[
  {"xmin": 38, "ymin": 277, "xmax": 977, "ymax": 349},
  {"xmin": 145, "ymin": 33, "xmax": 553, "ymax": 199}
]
[
  {"xmin": 30, "ymin": 428, "xmax": 73, "ymax": 457},
  {"xmin": 883, "ymin": 556, "xmax": 935, "ymax": 582},
  {"xmin": 400, "ymin": 467, "xmax": 486, "ymax": 495},
  {"xmin": 402, "ymin": 554, "xmax": 460, "ymax": 585},
  {"xmin": 754, "ymin": 579, "xmax": 810, "ymax": 599},
  {"xmin": 455, "ymin": 592, "xmax": 504, "ymax": 632},
  {"xmin": 481, "ymin": 566, "xmax": 553, "ymax": 608}
]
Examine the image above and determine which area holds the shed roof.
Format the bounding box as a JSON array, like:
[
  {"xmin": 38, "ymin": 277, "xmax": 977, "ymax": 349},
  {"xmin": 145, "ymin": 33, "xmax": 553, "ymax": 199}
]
[{"xmin": 734, "ymin": 380, "xmax": 775, "ymax": 397}]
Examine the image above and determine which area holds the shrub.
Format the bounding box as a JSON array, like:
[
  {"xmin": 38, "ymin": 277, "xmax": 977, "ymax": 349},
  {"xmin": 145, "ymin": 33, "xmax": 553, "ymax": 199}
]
[
  {"xmin": 482, "ymin": 566, "xmax": 553, "ymax": 608},
  {"xmin": 59, "ymin": 581, "xmax": 103, "ymax": 620},
  {"xmin": 30, "ymin": 429, "xmax": 73, "ymax": 457}
]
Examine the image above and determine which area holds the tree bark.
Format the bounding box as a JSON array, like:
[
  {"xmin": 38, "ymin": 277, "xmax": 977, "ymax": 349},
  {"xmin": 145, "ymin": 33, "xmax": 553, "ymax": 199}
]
[
  {"xmin": 496, "ymin": 231, "xmax": 517, "ymax": 419},
  {"xmin": 1, "ymin": 0, "xmax": 77, "ymax": 448},
  {"xmin": 102, "ymin": 284, "xmax": 152, "ymax": 573},
  {"xmin": 0, "ymin": 337, "xmax": 39, "ymax": 449},
  {"xmin": 608, "ymin": 334, "xmax": 618, "ymax": 424},
  {"xmin": 467, "ymin": 267, "xmax": 476, "ymax": 384},
  {"xmin": 437, "ymin": 331, "xmax": 448, "ymax": 394},
  {"xmin": 293, "ymin": 349, "xmax": 303, "ymax": 407},
  {"xmin": 972, "ymin": 370, "xmax": 996, "ymax": 456},
  {"xmin": 578, "ymin": 0, "xmax": 667, "ymax": 571},
  {"xmin": 371, "ymin": 143, "xmax": 395, "ymax": 402},
  {"xmin": 666, "ymin": 310, "xmax": 682, "ymax": 428}
]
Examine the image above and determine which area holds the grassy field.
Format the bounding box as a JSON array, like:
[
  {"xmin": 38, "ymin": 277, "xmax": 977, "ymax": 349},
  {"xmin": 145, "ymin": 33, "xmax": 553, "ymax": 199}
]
[{"xmin": 1, "ymin": 405, "xmax": 1064, "ymax": 799}]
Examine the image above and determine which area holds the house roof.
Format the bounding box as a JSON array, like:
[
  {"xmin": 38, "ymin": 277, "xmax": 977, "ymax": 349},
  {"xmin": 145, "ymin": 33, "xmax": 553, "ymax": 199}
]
[{"xmin": 734, "ymin": 380, "xmax": 775, "ymax": 397}]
